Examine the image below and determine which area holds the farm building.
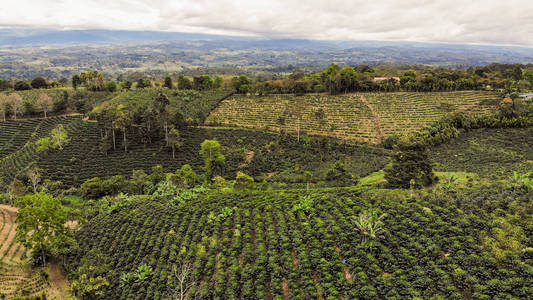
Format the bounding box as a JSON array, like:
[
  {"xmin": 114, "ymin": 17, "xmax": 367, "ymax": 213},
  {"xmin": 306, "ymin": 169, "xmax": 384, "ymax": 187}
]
[
  {"xmin": 373, "ymin": 76, "xmax": 400, "ymax": 82},
  {"xmin": 519, "ymin": 93, "xmax": 533, "ymax": 100}
]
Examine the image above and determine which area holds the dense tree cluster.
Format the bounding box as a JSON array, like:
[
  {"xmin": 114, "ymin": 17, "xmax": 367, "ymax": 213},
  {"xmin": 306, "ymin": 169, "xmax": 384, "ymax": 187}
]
[
  {"xmin": 253, "ymin": 63, "xmax": 533, "ymax": 95},
  {"xmin": 89, "ymin": 92, "xmax": 186, "ymax": 154}
]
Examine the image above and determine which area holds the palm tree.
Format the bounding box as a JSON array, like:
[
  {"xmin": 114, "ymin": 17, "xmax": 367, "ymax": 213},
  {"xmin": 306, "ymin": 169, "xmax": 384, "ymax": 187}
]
[{"xmin": 352, "ymin": 205, "xmax": 386, "ymax": 250}]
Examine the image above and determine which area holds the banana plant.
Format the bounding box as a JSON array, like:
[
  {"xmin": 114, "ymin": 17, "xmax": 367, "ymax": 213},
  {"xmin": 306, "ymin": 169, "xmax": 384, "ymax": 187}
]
[{"xmin": 352, "ymin": 205, "xmax": 387, "ymax": 250}]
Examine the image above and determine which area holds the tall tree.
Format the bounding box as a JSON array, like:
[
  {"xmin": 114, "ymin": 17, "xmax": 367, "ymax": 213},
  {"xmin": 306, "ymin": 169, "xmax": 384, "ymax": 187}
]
[
  {"xmin": 154, "ymin": 93, "xmax": 170, "ymax": 145},
  {"xmin": 27, "ymin": 167, "xmax": 41, "ymax": 193},
  {"xmin": 15, "ymin": 192, "xmax": 68, "ymax": 266},
  {"xmin": 8, "ymin": 179, "xmax": 25, "ymax": 205},
  {"xmin": 115, "ymin": 109, "xmax": 131, "ymax": 152},
  {"xmin": 9, "ymin": 93, "xmax": 23, "ymax": 119},
  {"xmin": 168, "ymin": 127, "xmax": 183, "ymax": 159},
  {"xmin": 200, "ymin": 139, "xmax": 225, "ymax": 178},
  {"xmin": 0, "ymin": 93, "xmax": 8, "ymax": 121},
  {"xmin": 37, "ymin": 93, "xmax": 53, "ymax": 118},
  {"xmin": 384, "ymin": 137, "xmax": 436, "ymax": 188},
  {"xmin": 72, "ymin": 74, "xmax": 82, "ymax": 90},
  {"xmin": 164, "ymin": 75, "xmax": 174, "ymax": 89}
]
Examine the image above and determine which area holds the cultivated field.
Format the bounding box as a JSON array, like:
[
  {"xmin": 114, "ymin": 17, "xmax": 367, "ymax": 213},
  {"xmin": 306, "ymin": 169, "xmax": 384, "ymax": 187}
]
[
  {"xmin": 1, "ymin": 118, "xmax": 388, "ymax": 186},
  {"xmin": 69, "ymin": 187, "xmax": 532, "ymax": 299},
  {"xmin": 0, "ymin": 205, "xmax": 70, "ymax": 299},
  {"xmin": 207, "ymin": 91, "xmax": 501, "ymax": 144},
  {"xmin": 432, "ymin": 127, "xmax": 533, "ymax": 179}
]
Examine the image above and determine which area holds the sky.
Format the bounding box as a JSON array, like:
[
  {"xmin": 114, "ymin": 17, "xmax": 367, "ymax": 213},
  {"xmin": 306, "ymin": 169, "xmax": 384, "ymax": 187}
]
[{"xmin": 1, "ymin": 0, "xmax": 533, "ymax": 47}]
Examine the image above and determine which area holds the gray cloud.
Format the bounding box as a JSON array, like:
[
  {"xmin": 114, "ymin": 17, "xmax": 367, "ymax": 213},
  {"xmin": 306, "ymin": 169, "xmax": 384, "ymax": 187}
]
[{"xmin": 1, "ymin": 0, "xmax": 532, "ymax": 46}]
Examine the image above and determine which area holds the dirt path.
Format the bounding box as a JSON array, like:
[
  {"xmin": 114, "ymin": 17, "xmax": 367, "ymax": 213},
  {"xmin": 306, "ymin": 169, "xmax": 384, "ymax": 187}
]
[
  {"xmin": 0, "ymin": 206, "xmax": 17, "ymax": 259},
  {"xmin": 282, "ymin": 278, "xmax": 289, "ymax": 300},
  {"xmin": 45, "ymin": 263, "xmax": 72, "ymax": 299},
  {"xmin": 358, "ymin": 94, "xmax": 384, "ymax": 144},
  {"xmin": 335, "ymin": 246, "xmax": 353, "ymax": 282}
]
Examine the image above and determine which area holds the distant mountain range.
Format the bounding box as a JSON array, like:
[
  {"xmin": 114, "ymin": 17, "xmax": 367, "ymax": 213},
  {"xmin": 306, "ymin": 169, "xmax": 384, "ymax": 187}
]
[
  {"xmin": 0, "ymin": 28, "xmax": 532, "ymax": 79},
  {"xmin": 0, "ymin": 28, "xmax": 240, "ymax": 45}
]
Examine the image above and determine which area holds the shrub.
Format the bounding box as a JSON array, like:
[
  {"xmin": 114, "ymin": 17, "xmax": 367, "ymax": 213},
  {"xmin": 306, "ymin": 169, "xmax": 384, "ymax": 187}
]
[
  {"xmin": 385, "ymin": 138, "xmax": 436, "ymax": 188},
  {"xmin": 174, "ymin": 164, "xmax": 199, "ymax": 188},
  {"xmin": 325, "ymin": 161, "xmax": 358, "ymax": 186},
  {"xmin": 31, "ymin": 77, "xmax": 48, "ymax": 89},
  {"xmin": 234, "ymin": 171, "xmax": 254, "ymax": 190},
  {"xmin": 14, "ymin": 81, "xmax": 31, "ymax": 90}
]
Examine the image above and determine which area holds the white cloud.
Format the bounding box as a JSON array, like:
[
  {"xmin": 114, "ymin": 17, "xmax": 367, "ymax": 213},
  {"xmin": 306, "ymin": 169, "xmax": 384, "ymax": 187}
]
[{"xmin": 1, "ymin": 0, "xmax": 533, "ymax": 46}]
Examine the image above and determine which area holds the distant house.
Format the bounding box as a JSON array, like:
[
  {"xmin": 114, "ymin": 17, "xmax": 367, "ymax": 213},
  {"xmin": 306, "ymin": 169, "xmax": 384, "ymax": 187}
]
[
  {"xmin": 373, "ymin": 77, "xmax": 400, "ymax": 83},
  {"xmin": 519, "ymin": 93, "xmax": 533, "ymax": 100}
]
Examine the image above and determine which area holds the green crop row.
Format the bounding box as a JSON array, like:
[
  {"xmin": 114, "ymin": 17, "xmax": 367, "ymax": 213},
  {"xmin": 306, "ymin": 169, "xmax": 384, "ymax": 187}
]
[
  {"xmin": 207, "ymin": 91, "xmax": 501, "ymax": 144},
  {"xmin": 67, "ymin": 185, "xmax": 533, "ymax": 299}
]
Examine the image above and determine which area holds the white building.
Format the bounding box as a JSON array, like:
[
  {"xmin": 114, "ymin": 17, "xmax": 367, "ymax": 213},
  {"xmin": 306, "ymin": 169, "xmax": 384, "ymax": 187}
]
[{"xmin": 519, "ymin": 93, "xmax": 533, "ymax": 100}]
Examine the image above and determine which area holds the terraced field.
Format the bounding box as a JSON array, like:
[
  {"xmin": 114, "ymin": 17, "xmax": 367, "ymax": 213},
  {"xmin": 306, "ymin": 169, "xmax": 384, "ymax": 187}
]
[
  {"xmin": 207, "ymin": 91, "xmax": 501, "ymax": 144},
  {"xmin": 33, "ymin": 122, "xmax": 389, "ymax": 186},
  {"xmin": 0, "ymin": 205, "xmax": 71, "ymax": 299},
  {"xmin": 0, "ymin": 115, "xmax": 83, "ymax": 158},
  {"xmin": 0, "ymin": 115, "xmax": 84, "ymax": 183},
  {"xmin": 0, "ymin": 206, "xmax": 44, "ymax": 298},
  {"xmin": 364, "ymin": 91, "xmax": 500, "ymax": 138}
]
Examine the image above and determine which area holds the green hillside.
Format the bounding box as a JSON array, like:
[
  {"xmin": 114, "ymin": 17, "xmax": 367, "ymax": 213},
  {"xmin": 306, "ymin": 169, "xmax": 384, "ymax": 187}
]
[
  {"xmin": 106, "ymin": 89, "xmax": 233, "ymax": 123},
  {"xmin": 9, "ymin": 120, "xmax": 389, "ymax": 186},
  {"xmin": 432, "ymin": 127, "xmax": 533, "ymax": 179},
  {"xmin": 67, "ymin": 185, "xmax": 533, "ymax": 299},
  {"xmin": 207, "ymin": 91, "xmax": 501, "ymax": 144}
]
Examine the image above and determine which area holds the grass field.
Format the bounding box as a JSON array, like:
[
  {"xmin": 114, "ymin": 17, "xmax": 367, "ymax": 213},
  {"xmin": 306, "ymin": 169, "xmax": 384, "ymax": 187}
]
[
  {"xmin": 0, "ymin": 205, "xmax": 70, "ymax": 299},
  {"xmin": 207, "ymin": 91, "xmax": 501, "ymax": 144}
]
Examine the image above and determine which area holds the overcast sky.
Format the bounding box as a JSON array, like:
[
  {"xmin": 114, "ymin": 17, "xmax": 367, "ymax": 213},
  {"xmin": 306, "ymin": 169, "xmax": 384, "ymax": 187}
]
[{"xmin": 1, "ymin": 0, "xmax": 533, "ymax": 46}]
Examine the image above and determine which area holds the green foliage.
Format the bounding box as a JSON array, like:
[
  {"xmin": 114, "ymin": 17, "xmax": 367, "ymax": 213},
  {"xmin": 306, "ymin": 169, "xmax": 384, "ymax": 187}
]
[
  {"xmin": 15, "ymin": 192, "xmax": 68, "ymax": 266},
  {"xmin": 177, "ymin": 75, "xmax": 192, "ymax": 90},
  {"xmin": 36, "ymin": 137, "xmax": 51, "ymax": 152},
  {"xmin": 163, "ymin": 76, "xmax": 173, "ymax": 89},
  {"xmin": 14, "ymin": 81, "xmax": 31, "ymax": 91},
  {"xmin": 352, "ymin": 205, "xmax": 386, "ymax": 250},
  {"xmin": 71, "ymin": 249, "xmax": 110, "ymax": 299},
  {"xmin": 30, "ymin": 77, "xmax": 48, "ymax": 89},
  {"xmin": 231, "ymin": 75, "xmax": 251, "ymax": 94},
  {"xmin": 482, "ymin": 215, "xmax": 525, "ymax": 260},
  {"xmin": 292, "ymin": 194, "xmax": 313, "ymax": 215},
  {"xmin": 432, "ymin": 128, "xmax": 533, "ymax": 179},
  {"xmin": 200, "ymin": 139, "xmax": 225, "ymax": 178},
  {"xmin": 385, "ymin": 139, "xmax": 436, "ymax": 188},
  {"xmin": 50, "ymin": 124, "xmax": 70, "ymax": 150},
  {"xmin": 233, "ymin": 171, "xmax": 254, "ymax": 190},
  {"xmin": 80, "ymin": 175, "xmax": 127, "ymax": 199},
  {"xmin": 105, "ymin": 81, "xmax": 118, "ymax": 92},
  {"xmin": 174, "ymin": 164, "xmax": 200, "ymax": 188},
  {"xmin": 136, "ymin": 264, "xmax": 153, "ymax": 282},
  {"xmin": 325, "ymin": 161, "xmax": 359, "ymax": 186},
  {"xmin": 67, "ymin": 184, "xmax": 532, "ymax": 299}
]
